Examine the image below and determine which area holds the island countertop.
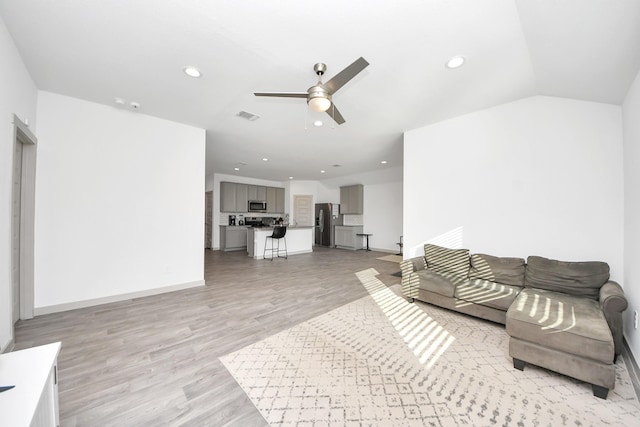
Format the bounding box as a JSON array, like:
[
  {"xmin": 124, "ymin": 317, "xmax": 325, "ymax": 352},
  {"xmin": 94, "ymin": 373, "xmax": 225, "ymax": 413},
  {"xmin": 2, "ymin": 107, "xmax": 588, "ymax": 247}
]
[{"xmin": 247, "ymin": 226, "xmax": 314, "ymax": 259}]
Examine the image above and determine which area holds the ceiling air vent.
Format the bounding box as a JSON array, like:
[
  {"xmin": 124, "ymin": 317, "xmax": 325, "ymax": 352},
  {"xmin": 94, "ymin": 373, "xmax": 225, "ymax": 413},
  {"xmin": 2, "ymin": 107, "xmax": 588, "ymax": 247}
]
[{"xmin": 237, "ymin": 111, "xmax": 260, "ymax": 121}]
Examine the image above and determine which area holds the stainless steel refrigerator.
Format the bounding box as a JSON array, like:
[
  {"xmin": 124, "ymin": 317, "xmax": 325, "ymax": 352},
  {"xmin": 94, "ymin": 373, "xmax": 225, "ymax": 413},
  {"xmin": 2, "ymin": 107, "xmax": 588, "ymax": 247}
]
[{"xmin": 315, "ymin": 203, "xmax": 342, "ymax": 247}]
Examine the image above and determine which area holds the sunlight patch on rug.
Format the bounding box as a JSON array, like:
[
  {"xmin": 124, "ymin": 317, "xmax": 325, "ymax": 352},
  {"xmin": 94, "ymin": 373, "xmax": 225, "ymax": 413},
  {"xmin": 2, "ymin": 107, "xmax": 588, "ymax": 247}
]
[
  {"xmin": 356, "ymin": 268, "xmax": 454, "ymax": 369},
  {"xmin": 220, "ymin": 269, "xmax": 640, "ymax": 426}
]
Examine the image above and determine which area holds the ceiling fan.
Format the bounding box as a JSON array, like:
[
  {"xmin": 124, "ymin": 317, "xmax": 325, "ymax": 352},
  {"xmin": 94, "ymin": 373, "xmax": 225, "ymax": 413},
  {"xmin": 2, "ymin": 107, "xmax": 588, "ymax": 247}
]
[{"xmin": 254, "ymin": 57, "xmax": 369, "ymax": 125}]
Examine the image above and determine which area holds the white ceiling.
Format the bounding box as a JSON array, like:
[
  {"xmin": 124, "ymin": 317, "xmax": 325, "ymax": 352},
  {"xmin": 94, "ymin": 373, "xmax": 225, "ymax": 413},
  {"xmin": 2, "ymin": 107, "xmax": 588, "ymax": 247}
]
[{"xmin": 1, "ymin": 0, "xmax": 639, "ymax": 181}]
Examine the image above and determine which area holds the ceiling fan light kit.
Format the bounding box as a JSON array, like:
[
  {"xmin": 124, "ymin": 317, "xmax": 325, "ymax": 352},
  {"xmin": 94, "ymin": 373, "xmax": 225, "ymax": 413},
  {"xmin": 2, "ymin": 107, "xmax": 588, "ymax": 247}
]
[
  {"xmin": 254, "ymin": 57, "xmax": 369, "ymax": 124},
  {"xmin": 308, "ymin": 87, "xmax": 332, "ymax": 112}
]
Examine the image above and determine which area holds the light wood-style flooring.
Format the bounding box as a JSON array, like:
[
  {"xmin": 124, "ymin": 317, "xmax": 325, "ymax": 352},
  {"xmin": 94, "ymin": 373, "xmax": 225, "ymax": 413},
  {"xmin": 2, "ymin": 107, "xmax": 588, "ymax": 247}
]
[{"xmin": 15, "ymin": 247, "xmax": 402, "ymax": 426}]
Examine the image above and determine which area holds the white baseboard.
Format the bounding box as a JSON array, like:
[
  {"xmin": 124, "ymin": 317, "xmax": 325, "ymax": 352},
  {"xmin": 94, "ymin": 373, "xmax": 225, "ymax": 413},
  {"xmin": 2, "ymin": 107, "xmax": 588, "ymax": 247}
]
[
  {"xmin": 1, "ymin": 337, "xmax": 15, "ymax": 354},
  {"xmin": 34, "ymin": 279, "xmax": 205, "ymax": 316}
]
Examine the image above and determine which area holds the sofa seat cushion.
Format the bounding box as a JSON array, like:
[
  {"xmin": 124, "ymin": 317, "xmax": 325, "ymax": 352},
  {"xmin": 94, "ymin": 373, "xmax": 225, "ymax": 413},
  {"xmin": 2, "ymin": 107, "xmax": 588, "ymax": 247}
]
[
  {"xmin": 414, "ymin": 269, "xmax": 464, "ymax": 297},
  {"xmin": 424, "ymin": 244, "xmax": 470, "ymax": 280},
  {"xmin": 525, "ymin": 256, "xmax": 609, "ymax": 300},
  {"xmin": 469, "ymin": 253, "xmax": 525, "ymax": 287},
  {"xmin": 506, "ymin": 288, "xmax": 614, "ymax": 364},
  {"xmin": 455, "ymin": 279, "xmax": 522, "ymax": 311}
]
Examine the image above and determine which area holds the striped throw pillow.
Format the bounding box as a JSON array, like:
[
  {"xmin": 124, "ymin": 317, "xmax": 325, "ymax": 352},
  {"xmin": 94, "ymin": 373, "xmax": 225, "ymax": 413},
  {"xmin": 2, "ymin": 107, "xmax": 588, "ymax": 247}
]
[{"xmin": 424, "ymin": 244, "xmax": 470, "ymax": 279}]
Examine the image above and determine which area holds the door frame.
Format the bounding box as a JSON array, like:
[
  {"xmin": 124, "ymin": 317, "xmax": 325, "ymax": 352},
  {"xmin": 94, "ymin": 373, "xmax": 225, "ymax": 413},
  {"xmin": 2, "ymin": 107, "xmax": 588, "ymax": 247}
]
[{"xmin": 12, "ymin": 115, "xmax": 37, "ymax": 322}]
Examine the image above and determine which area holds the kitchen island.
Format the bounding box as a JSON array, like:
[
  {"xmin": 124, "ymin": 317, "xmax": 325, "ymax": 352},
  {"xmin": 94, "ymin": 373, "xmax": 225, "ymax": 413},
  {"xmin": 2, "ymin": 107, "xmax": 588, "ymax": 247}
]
[{"xmin": 247, "ymin": 226, "xmax": 314, "ymax": 259}]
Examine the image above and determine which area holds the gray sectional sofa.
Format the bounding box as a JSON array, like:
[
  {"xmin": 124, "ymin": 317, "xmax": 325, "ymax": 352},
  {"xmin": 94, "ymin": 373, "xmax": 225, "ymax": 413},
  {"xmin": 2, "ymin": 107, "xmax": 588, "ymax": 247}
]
[{"xmin": 401, "ymin": 244, "xmax": 628, "ymax": 399}]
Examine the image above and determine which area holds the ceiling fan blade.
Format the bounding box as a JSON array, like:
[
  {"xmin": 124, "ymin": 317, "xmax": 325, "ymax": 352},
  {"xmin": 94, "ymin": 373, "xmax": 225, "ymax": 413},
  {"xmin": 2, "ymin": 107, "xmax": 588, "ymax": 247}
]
[
  {"xmin": 326, "ymin": 104, "xmax": 345, "ymax": 125},
  {"xmin": 254, "ymin": 92, "xmax": 308, "ymax": 98},
  {"xmin": 324, "ymin": 57, "xmax": 369, "ymax": 94}
]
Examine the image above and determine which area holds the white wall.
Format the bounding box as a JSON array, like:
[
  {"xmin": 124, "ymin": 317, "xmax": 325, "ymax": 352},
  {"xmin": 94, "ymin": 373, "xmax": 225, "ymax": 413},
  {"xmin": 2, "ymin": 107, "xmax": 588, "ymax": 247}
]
[
  {"xmin": 34, "ymin": 92, "xmax": 205, "ymax": 311},
  {"xmin": 623, "ymin": 70, "xmax": 640, "ymax": 362},
  {"xmin": 0, "ymin": 15, "xmax": 38, "ymax": 351},
  {"xmin": 404, "ymin": 96, "xmax": 624, "ymax": 282}
]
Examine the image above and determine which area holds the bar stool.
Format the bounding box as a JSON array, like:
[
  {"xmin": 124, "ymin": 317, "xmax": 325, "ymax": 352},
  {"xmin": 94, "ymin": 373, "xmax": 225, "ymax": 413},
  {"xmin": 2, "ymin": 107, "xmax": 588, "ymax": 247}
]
[{"xmin": 264, "ymin": 226, "xmax": 288, "ymax": 260}]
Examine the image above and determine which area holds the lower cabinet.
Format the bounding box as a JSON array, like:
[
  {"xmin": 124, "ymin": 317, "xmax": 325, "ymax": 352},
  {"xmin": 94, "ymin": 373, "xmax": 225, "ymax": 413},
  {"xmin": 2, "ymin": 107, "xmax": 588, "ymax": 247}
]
[
  {"xmin": 220, "ymin": 226, "xmax": 248, "ymax": 251},
  {"xmin": 334, "ymin": 226, "xmax": 364, "ymax": 250}
]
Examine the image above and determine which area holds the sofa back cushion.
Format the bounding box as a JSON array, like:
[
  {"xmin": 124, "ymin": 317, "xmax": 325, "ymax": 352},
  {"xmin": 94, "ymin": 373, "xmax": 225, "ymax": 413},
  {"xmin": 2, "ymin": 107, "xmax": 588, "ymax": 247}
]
[
  {"xmin": 524, "ymin": 256, "xmax": 610, "ymax": 300},
  {"xmin": 469, "ymin": 253, "xmax": 525, "ymax": 287},
  {"xmin": 424, "ymin": 244, "xmax": 470, "ymax": 279}
]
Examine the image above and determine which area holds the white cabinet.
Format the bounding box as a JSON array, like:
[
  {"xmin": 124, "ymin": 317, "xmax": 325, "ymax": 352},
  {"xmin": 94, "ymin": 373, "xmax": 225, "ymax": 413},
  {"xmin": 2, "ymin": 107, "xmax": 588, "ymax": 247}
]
[
  {"xmin": 219, "ymin": 226, "xmax": 248, "ymax": 251},
  {"xmin": 340, "ymin": 184, "xmax": 364, "ymax": 214},
  {"xmin": 0, "ymin": 342, "xmax": 61, "ymax": 427},
  {"xmin": 335, "ymin": 225, "xmax": 363, "ymax": 250}
]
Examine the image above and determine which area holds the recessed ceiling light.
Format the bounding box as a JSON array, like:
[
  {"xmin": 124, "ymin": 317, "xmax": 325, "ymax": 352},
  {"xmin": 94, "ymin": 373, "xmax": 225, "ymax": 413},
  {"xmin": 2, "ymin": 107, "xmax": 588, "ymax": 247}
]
[
  {"xmin": 445, "ymin": 56, "xmax": 465, "ymax": 69},
  {"xmin": 262, "ymin": 158, "xmax": 268, "ymax": 162},
  {"xmin": 313, "ymin": 120, "xmax": 323, "ymax": 127},
  {"xmin": 183, "ymin": 66, "xmax": 201, "ymax": 78},
  {"xmin": 234, "ymin": 167, "xmax": 240, "ymax": 171},
  {"xmin": 289, "ymin": 176, "xmax": 294, "ymax": 180},
  {"xmin": 381, "ymin": 160, "xmax": 388, "ymax": 164},
  {"xmin": 320, "ymin": 170, "xmax": 326, "ymax": 174}
]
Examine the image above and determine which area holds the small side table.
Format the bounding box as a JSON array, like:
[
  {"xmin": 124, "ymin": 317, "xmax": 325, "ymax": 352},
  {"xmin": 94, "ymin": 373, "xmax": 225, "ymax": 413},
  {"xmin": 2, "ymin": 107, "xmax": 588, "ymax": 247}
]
[
  {"xmin": 396, "ymin": 235, "xmax": 403, "ymax": 256},
  {"xmin": 357, "ymin": 233, "xmax": 372, "ymax": 251}
]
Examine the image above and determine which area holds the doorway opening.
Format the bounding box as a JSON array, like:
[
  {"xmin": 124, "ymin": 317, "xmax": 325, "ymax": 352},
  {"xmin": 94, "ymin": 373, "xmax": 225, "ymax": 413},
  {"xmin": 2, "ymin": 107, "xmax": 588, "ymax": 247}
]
[{"xmin": 11, "ymin": 114, "xmax": 37, "ymax": 332}]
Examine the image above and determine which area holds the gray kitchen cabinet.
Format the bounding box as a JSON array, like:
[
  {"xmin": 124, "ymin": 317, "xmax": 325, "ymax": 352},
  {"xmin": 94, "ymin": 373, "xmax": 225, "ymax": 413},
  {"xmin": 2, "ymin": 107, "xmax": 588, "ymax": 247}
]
[
  {"xmin": 220, "ymin": 182, "xmax": 237, "ymax": 212},
  {"xmin": 334, "ymin": 225, "xmax": 363, "ymax": 250},
  {"xmin": 247, "ymin": 185, "xmax": 257, "ymax": 201},
  {"xmin": 266, "ymin": 187, "xmax": 277, "ymax": 212},
  {"xmin": 219, "ymin": 226, "xmax": 248, "ymax": 251},
  {"xmin": 249, "ymin": 185, "xmax": 267, "ymax": 201},
  {"xmin": 340, "ymin": 184, "xmax": 364, "ymax": 214},
  {"xmin": 257, "ymin": 185, "xmax": 267, "ymax": 200},
  {"xmin": 275, "ymin": 188, "xmax": 285, "ymax": 213},
  {"xmin": 235, "ymin": 183, "xmax": 248, "ymax": 212},
  {"xmin": 223, "ymin": 181, "xmax": 279, "ymax": 213}
]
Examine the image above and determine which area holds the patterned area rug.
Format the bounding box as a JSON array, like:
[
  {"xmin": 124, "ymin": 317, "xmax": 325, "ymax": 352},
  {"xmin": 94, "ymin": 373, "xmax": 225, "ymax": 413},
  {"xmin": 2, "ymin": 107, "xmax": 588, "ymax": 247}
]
[{"xmin": 220, "ymin": 269, "xmax": 640, "ymax": 426}]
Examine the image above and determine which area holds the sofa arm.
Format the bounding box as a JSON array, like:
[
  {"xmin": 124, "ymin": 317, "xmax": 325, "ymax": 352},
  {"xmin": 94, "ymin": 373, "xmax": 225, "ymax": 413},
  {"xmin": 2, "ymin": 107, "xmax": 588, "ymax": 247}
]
[
  {"xmin": 401, "ymin": 256, "xmax": 426, "ymax": 301},
  {"xmin": 600, "ymin": 281, "xmax": 628, "ymax": 356}
]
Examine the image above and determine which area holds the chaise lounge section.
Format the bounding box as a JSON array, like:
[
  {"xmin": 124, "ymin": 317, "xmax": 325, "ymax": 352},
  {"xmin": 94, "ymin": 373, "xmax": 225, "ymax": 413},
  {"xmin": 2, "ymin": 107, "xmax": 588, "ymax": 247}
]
[{"xmin": 401, "ymin": 244, "xmax": 628, "ymax": 399}]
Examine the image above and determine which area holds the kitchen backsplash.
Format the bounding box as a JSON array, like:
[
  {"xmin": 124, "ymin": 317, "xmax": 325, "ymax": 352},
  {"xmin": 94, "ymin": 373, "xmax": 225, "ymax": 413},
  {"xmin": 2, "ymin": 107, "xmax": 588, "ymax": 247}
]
[{"xmin": 343, "ymin": 214, "xmax": 364, "ymax": 226}]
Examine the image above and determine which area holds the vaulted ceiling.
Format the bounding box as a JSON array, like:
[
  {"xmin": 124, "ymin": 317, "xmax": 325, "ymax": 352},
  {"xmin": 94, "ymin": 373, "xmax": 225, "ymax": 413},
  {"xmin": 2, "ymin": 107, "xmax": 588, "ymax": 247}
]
[{"xmin": 1, "ymin": 0, "xmax": 639, "ymax": 181}]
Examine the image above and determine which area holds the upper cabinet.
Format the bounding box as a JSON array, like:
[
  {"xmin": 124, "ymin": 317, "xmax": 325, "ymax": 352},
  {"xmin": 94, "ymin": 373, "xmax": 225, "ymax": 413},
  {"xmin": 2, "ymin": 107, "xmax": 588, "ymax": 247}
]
[
  {"xmin": 266, "ymin": 187, "xmax": 276, "ymax": 212},
  {"xmin": 340, "ymin": 184, "xmax": 364, "ymax": 214},
  {"xmin": 275, "ymin": 188, "xmax": 285, "ymax": 213},
  {"xmin": 221, "ymin": 181, "xmax": 285, "ymax": 213},
  {"xmin": 247, "ymin": 185, "xmax": 267, "ymax": 201},
  {"xmin": 235, "ymin": 183, "xmax": 248, "ymax": 212},
  {"xmin": 220, "ymin": 182, "xmax": 236, "ymax": 212},
  {"xmin": 265, "ymin": 187, "xmax": 285, "ymax": 213}
]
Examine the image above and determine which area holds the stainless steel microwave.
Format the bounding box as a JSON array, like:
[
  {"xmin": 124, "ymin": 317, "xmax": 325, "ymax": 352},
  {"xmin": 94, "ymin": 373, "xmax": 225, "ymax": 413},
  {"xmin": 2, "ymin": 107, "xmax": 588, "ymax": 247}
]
[{"xmin": 248, "ymin": 200, "xmax": 267, "ymax": 212}]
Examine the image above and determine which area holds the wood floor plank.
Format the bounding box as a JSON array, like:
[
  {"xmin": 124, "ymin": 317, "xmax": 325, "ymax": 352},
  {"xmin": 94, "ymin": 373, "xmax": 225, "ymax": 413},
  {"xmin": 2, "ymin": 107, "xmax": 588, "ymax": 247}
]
[{"xmin": 14, "ymin": 247, "xmax": 401, "ymax": 426}]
